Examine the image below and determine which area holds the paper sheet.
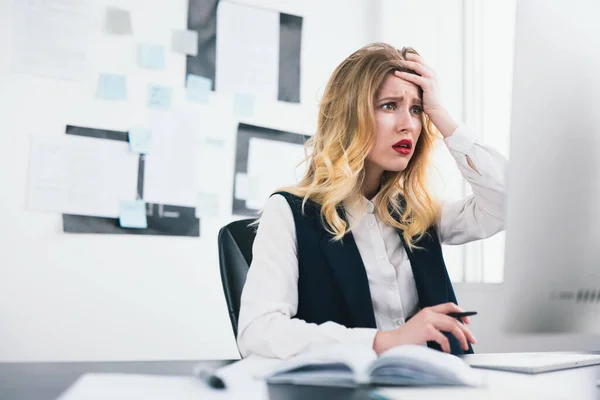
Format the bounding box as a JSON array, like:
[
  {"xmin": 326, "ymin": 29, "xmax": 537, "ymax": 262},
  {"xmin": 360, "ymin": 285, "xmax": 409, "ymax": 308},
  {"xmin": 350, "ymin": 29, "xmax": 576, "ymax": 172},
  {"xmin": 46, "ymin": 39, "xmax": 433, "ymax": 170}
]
[
  {"xmin": 143, "ymin": 112, "xmax": 199, "ymax": 207},
  {"xmin": 57, "ymin": 373, "xmax": 267, "ymax": 400},
  {"xmin": 105, "ymin": 7, "xmax": 132, "ymax": 35},
  {"xmin": 12, "ymin": 0, "xmax": 91, "ymax": 81},
  {"xmin": 233, "ymin": 93, "xmax": 255, "ymax": 118},
  {"xmin": 245, "ymin": 138, "xmax": 308, "ymax": 209},
  {"xmin": 215, "ymin": 1, "xmax": 279, "ymax": 100},
  {"xmin": 172, "ymin": 30, "xmax": 199, "ymax": 56},
  {"xmin": 246, "ymin": 176, "xmax": 262, "ymax": 209},
  {"xmin": 372, "ymin": 387, "xmax": 564, "ymax": 400},
  {"xmin": 195, "ymin": 192, "xmax": 220, "ymax": 218},
  {"xmin": 28, "ymin": 135, "xmax": 139, "ymax": 218},
  {"xmin": 234, "ymin": 173, "xmax": 249, "ymax": 200}
]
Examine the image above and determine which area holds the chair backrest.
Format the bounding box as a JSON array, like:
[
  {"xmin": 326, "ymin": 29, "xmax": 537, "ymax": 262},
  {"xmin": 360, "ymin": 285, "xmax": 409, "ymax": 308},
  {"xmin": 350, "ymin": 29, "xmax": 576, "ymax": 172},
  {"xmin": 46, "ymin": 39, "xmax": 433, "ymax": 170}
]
[{"xmin": 217, "ymin": 218, "xmax": 257, "ymax": 337}]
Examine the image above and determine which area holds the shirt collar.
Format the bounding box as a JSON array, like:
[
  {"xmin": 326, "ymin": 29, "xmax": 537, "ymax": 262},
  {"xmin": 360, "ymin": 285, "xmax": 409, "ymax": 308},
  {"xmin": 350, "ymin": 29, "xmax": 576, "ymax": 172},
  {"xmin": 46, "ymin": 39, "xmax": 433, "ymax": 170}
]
[{"xmin": 343, "ymin": 192, "xmax": 378, "ymax": 221}]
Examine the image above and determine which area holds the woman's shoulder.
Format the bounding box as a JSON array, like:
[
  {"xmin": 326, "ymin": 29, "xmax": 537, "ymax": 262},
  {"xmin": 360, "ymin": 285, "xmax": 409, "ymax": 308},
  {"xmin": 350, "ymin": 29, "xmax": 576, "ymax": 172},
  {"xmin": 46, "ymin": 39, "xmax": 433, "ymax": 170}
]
[
  {"xmin": 268, "ymin": 191, "xmax": 322, "ymax": 218},
  {"xmin": 263, "ymin": 192, "xmax": 293, "ymax": 215}
]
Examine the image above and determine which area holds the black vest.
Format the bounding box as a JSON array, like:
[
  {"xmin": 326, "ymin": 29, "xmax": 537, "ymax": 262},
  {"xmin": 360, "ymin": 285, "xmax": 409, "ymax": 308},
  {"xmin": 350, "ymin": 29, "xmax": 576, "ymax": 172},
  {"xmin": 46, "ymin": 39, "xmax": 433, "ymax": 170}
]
[{"xmin": 274, "ymin": 191, "xmax": 473, "ymax": 355}]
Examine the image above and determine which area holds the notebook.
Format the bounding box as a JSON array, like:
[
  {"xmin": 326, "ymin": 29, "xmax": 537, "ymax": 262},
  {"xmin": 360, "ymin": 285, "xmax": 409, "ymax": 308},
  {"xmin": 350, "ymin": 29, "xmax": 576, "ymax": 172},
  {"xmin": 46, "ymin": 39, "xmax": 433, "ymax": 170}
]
[
  {"xmin": 460, "ymin": 352, "xmax": 600, "ymax": 374},
  {"xmin": 371, "ymin": 387, "xmax": 565, "ymax": 400},
  {"xmin": 264, "ymin": 344, "xmax": 483, "ymax": 387}
]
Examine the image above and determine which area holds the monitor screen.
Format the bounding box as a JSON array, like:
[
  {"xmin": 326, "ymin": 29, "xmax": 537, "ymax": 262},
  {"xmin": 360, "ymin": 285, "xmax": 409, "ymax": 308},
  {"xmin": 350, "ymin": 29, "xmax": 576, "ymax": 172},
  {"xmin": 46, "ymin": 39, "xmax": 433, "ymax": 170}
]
[{"xmin": 503, "ymin": 0, "xmax": 600, "ymax": 334}]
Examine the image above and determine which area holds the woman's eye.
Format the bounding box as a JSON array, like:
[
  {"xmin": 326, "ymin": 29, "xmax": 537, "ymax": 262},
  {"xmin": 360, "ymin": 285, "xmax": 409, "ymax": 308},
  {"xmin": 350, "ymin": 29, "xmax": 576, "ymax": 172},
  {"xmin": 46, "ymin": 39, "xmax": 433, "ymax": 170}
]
[
  {"xmin": 382, "ymin": 103, "xmax": 396, "ymax": 111},
  {"xmin": 410, "ymin": 105, "xmax": 423, "ymax": 114}
]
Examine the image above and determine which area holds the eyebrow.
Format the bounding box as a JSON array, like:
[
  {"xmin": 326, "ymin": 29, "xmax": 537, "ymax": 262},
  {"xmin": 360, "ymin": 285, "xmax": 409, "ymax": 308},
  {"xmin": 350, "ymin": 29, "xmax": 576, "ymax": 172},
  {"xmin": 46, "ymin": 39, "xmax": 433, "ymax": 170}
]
[{"xmin": 377, "ymin": 96, "xmax": 422, "ymax": 104}]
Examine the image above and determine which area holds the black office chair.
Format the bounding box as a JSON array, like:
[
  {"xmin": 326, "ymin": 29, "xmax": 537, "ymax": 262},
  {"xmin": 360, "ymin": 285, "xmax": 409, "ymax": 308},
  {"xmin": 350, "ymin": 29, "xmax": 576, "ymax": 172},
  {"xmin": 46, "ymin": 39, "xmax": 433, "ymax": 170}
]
[{"xmin": 218, "ymin": 218, "xmax": 258, "ymax": 338}]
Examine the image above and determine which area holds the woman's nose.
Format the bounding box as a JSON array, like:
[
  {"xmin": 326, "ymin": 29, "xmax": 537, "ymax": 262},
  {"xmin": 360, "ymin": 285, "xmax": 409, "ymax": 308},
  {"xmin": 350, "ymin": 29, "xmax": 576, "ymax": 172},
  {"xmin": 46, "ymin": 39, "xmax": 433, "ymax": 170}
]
[{"xmin": 395, "ymin": 108, "xmax": 417, "ymax": 132}]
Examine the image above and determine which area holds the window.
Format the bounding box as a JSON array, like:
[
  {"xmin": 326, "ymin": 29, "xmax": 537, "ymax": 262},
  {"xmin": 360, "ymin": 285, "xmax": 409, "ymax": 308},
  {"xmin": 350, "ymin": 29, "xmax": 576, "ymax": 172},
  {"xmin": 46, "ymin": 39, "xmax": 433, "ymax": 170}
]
[
  {"xmin": 462, "ymin": 0, "xmax": 516, "ymax": 282},
  {"xmin": 378, "ymin": 0, "xmax": 516, "ymax": 282}
]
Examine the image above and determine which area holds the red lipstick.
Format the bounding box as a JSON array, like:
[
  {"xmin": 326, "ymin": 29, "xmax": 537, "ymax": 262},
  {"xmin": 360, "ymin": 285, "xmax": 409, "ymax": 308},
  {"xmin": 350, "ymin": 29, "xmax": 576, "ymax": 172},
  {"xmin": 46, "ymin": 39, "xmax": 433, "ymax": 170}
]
[{"xmin": 392, "ymin": 139, "xmax": 413, "ymax": 155}]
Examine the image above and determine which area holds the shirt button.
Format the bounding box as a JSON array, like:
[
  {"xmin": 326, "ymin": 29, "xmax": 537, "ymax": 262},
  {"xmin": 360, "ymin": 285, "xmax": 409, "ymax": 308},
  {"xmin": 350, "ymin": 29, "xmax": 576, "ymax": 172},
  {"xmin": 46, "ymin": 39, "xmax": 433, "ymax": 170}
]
[
  {"xmin": 366, "ymin": 202, "xmax": 374, "ymax": 213},
  {"xmin": 369, "ymin": 221, "xmax": 376, "ymax": 228},
  {"xmin": 396, "ymin": 319, "xmax": 404, "ymax": 325},
  {"xmin": 377, "ymin": 255, "xmax": 386, "ymax": 260}
]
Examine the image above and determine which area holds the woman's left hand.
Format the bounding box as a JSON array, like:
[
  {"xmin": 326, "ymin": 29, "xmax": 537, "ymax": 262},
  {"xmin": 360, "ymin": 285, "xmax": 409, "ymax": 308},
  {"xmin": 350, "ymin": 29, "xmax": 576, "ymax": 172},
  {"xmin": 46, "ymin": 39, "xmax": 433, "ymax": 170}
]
[
  {"xmin": 394, "ymin": 52, "xmax": 442, "ymax": 116},
  {"xmin": 394, "ymin": 53, "xmax": 458, "ymax": 138}
]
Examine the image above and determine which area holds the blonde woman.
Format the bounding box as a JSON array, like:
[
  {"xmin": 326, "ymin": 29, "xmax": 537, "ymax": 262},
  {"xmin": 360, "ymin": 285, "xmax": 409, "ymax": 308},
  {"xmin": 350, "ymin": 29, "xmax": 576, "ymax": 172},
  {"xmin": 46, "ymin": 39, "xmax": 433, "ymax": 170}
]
[{"xmin": 237, "ymin": 43, "xmax": 506, "ymax": 359}]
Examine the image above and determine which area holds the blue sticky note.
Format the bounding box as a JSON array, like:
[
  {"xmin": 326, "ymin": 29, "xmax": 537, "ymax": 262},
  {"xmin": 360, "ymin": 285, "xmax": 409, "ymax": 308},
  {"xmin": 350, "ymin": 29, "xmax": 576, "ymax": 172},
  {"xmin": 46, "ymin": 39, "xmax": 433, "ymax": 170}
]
[
  {"xmin": 186, "ymin": 74, "xmax": 211, "ymax": 103},
  {"xmin": 128, "ymin": 127, "xmax": 152, "ymax": 154},
  {"xmin": 138, "ymin": 43, "xmax": 166, "ymax": 70},
  {"xmin": 147, "ymin": 85, "xmax": 172, "ymax": 109},
  {"xmin": 96, "ymin": 73, "xmax": 127, "ymax": 100},
  {"xmin": 233, "ymin": 93, "xmax": 255, "ymax": 118},
  {"xmin": 119, "ymin": 200, "xmax": 147, "ymax": 229}
]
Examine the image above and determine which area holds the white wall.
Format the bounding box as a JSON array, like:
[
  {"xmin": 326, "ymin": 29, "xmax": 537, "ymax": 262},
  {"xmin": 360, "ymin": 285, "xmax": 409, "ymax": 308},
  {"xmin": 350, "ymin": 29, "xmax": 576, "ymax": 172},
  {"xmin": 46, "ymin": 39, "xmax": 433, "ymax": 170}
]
[{"xmin": 0, "ymin": 0, "xmax": 373, "ymax": 361}]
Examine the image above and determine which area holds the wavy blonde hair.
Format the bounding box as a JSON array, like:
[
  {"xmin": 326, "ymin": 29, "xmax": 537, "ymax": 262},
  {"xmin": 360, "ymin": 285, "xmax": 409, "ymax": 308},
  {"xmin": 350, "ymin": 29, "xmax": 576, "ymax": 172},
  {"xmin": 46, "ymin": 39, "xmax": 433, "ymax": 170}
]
[{"xmin": 278, "ymin": 43, "xmax": 442, "ymax": 249}]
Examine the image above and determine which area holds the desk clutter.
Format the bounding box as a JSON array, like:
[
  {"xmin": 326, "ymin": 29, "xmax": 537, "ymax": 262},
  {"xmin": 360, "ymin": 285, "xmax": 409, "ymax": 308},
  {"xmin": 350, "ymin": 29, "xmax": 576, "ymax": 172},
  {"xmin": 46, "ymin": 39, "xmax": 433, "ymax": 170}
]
[
  {"xmin": 56, "ymin": 346, "xmax": 600, "ymax": 399},
  {"xmin": 261, "ymin": 344, "xmax": 482, "ymax": 387},
  {"xmin": 56, "ymin": 373, "xmax": 267, "ymax": 400}
]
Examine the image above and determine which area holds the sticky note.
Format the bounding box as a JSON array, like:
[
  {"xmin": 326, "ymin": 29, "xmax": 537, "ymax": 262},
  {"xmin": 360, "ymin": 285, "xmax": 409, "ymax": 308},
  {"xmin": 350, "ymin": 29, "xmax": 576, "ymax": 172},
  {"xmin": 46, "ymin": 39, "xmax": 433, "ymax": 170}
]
[
  {"xmin": 138, "ymin": 43, "xmax": 166, "ymax": 70},
  {"xmin": 172, "ymin": 30, "xmax": 199, "ymax": 56},
  {"xmin": 186, "ymin": 74, "xmax": 211, "ymax": 103},
  {"xmin": 119, "ymin": 200, "xmax": 147, "ymax": 229},
  {"xmin": 195, "ymin": 192, "xmax": 220, "ymax": 218},
  {"xmin": 205, "ymin": 137, "xmax": 226, "ymax": 148},
  {"xmin": 105, "ymin": 7, "xmax": 132, "ymax": 35},
  {"xmin": 96, "ymin": 73, "xmax": 127, "ymax": 101},
  {"xmin": 234, "ymin": 93, "xmax": 255, "ymax": 118},
  {"xmin": 147, "ymin": 85, "xmax": 172, "ymax": 109},
  {"xmin": 128, "ymin": 127, "xmax": 152, "ymax": 154}
]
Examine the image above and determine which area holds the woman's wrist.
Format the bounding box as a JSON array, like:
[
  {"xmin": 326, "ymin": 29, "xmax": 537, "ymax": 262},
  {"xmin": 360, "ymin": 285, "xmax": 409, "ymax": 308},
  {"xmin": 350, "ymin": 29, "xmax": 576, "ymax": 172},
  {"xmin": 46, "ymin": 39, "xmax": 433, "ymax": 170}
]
[
  {"xmin": 426, "ymin": 108, "xmax": 458, "ymax": 139},
  {"xmin": 373, "ymin": 330, "xmax": 393, "ymax": 354}
]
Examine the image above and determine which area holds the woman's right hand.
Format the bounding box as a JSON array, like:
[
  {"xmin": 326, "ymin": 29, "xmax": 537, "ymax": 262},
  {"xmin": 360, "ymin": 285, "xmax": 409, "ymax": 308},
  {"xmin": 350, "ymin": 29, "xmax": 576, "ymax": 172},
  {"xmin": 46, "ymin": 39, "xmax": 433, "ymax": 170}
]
[{"xmin": 372, "ymin": 302, "xmax": 477, "ymax": 354}]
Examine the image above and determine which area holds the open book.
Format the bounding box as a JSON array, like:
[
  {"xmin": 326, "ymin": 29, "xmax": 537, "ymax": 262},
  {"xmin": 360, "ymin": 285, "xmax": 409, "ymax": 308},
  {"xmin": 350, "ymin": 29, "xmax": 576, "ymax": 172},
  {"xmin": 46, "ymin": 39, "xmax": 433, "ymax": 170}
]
[{"xmin": 265, "ymin": 344, "xmax": 483, "ymax": 387}]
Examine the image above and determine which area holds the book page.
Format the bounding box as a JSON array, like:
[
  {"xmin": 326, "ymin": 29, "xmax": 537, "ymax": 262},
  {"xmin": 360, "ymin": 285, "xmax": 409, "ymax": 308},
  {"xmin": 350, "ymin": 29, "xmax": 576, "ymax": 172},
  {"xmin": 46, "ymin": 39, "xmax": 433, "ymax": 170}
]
[
  {"xmin": 267, "ymin": 344, "xmax": 377, "ymax": 384},
  {"xmin": 369, "ymin": 345, "xmax": 483, "ymax": 387}
]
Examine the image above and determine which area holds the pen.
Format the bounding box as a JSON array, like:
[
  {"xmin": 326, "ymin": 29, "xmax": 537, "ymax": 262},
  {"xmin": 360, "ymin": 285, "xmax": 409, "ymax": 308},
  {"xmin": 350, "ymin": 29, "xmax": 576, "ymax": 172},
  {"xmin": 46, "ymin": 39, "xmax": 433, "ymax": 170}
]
[
  {"xmin": 193, "ymin": 364, "xmax": 227, "ymax": 389},
  {"xmin": 447, "ymin": 311, "xmax": 477, "ymax": 319}
]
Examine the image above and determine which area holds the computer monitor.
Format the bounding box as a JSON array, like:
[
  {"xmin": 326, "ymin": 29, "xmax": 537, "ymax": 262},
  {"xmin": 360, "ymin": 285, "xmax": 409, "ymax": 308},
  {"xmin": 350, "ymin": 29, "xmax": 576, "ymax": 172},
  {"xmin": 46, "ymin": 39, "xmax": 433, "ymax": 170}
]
[{"xmin": 502, "ymin": 0, "xmax": 600, "ymax": 334}]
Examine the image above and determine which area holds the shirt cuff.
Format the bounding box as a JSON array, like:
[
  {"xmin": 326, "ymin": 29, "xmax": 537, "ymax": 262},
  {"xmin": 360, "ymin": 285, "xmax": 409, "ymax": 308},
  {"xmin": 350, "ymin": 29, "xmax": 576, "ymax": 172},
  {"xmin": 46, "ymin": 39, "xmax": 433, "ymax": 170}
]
[
  {"xmin": 443, "ymin": 124, "xmax": 476, "ymax": 155},
  {"xmin": 347, "ymin": 328, "xmax": 378, "ymax": 349}
]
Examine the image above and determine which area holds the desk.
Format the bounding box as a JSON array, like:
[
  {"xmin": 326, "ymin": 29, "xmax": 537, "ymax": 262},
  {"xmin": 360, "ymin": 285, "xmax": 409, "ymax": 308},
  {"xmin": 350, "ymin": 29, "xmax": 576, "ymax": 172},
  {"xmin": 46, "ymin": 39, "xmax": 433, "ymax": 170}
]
[{"xmin": 1, "ymin": 360, "xmax": 600, "ymax": 400}]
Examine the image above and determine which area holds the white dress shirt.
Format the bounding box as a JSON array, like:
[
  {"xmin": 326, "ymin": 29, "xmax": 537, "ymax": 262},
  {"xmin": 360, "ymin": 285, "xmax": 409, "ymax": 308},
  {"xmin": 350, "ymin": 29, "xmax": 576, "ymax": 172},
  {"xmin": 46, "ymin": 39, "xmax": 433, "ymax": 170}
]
[{"xmin": 237, "ymin": 124, "xmax": 507, "ymax": 359}]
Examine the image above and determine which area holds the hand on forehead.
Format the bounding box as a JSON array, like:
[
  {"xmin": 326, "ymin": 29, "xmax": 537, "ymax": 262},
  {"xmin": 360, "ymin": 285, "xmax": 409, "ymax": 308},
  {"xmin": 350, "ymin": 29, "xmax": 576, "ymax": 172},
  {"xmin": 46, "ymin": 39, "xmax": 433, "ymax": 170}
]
[{"xmin": 377, "ymin": 73, "xmax": 423, "ymax": 103}]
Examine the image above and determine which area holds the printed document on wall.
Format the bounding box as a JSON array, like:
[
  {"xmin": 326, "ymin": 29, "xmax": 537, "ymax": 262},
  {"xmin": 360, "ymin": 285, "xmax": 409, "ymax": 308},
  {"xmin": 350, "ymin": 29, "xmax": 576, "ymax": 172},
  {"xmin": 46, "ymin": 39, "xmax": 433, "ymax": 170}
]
[
  {"xmin": 215, "ymin": 1, "xmax": 279, "ymax": 101},
  {"xmin": 12, "ymin": 0, "xmax": 91, "ymax": 81},
  {"xmin": 28, "ymin": 135, "xmax": 138, "ymax": 217},
  {"xmin": 143, "ymin": 112, "xmax": 200, "ymax": 208},
  {"xmin": 246, "ymin": 138, "xmax": 307, "ymax": 209}
]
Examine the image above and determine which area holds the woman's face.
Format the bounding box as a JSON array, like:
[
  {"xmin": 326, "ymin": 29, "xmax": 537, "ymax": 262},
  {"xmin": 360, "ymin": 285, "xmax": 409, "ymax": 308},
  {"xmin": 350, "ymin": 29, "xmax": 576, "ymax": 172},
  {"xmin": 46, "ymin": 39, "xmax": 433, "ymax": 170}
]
[{"xmin": 365, "ymin": 72, "xmax": 423, "ymax": 176}]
